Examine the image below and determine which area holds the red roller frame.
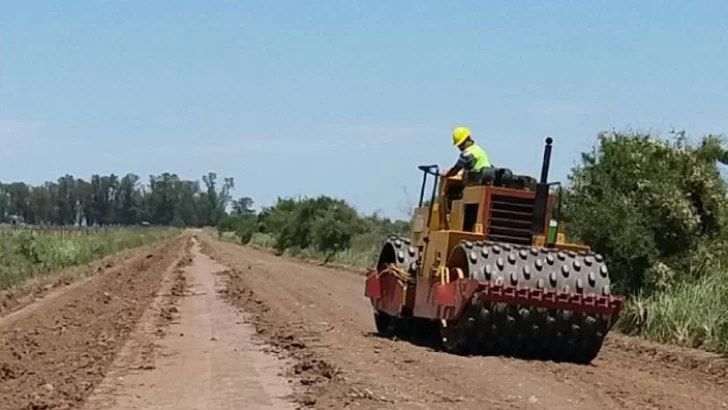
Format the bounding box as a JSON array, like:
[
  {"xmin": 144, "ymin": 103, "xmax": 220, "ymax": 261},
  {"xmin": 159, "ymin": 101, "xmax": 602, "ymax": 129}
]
[{"xmin": 434, "ymin": 276, "xmax": 622, "ymax": 323}]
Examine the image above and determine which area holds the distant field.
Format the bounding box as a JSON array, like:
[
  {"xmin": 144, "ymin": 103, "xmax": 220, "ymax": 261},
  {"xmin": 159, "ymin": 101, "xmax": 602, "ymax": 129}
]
[{"xmin": 0, "ymin": 224, "xmax": 178, "ymax": 290}]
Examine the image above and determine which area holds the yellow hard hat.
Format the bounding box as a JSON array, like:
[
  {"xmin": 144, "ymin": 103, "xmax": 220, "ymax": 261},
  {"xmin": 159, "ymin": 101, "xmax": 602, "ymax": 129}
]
[{"xmin": 452, "ymin": 126, "xmax": 471, "ymax": 146}]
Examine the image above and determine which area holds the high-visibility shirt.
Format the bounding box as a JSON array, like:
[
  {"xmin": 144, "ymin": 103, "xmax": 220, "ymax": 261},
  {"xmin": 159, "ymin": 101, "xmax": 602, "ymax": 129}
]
[{"xmin": 453, "ymin": 143, "xmax": 491, "ymax": 171}]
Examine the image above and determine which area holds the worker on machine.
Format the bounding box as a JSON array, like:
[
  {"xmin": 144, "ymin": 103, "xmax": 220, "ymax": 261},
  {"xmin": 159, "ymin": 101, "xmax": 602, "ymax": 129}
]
[
  {"xmin": 444, "ymin": 126, "xmax": 492, "ymax": 179},
  {"xmin": 439, "ymin": 126, "xmax": 493, "ymax": 212}
]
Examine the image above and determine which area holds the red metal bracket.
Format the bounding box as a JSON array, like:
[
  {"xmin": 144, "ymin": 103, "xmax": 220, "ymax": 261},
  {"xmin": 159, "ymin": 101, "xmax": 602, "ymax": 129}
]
[
  {"xmin": 435, "ymin": 279, "xmax": 623, "ymax": 322},
  {"xmin": 435, "ymin": 279, "xmax": 481, "ymax": 320},
  {"xmin": 479, "ymin": 283, "xmax": 622, "ymax": 316},
  {"xmin": 364, "ymin": 270, "xmax": 381, "ymax": 300}
]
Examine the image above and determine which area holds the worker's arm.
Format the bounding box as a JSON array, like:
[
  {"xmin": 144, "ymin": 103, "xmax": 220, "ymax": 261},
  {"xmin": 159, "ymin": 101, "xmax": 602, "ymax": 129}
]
[{"xmin": 444, "ymin": 151, "xmax": 473, "ymax": 177}]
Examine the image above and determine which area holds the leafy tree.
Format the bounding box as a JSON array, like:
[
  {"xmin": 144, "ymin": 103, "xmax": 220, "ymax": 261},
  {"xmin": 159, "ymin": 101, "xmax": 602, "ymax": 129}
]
[
  {"xmin": 310, "ymin": 200, "xmax": 358, "ymax": 264},
  {"xmin": 562, "ymin": 130, "xmax": 728, "ymax": 296},
  {"xmin": 257, "ymin": 195, "xmax": 362, "ymax": 261},
  {"xmin": 231, "ymin": 196, "xmax": 255, "ymax": 216}
]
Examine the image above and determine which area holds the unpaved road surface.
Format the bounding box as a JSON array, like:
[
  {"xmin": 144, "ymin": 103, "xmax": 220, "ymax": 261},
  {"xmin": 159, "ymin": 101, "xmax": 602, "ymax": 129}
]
[
  {"xmin": 82, "ymin": 237, "xmax": 294, "ymax": 409},
  {"xmin": 2, "ymin": 231, "xmax": 728, "ymax": 410},
  {"xmin": 0, "ymin": 234, "xmax": 296, "ymax": 410},
  {"xmin": 203, "ymin": 236, "xmax": 728, "ymax": 410},
  {"xmin": 0, "ymin": 236, "xmax": 188, "ymax": 410}
]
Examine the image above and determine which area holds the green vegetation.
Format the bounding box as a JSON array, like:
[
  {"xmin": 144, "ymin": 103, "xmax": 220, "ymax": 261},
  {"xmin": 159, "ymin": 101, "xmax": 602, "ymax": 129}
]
[
  {"xmin": 0, "ymin": 226, "xmax": 177, "ymax": 290},
  {"xmin": 216, "ymin": 196, "xmax": 409, "ymax": 267},
  {"xmin": 562, "ymin": 130, "xmax": 728, "ymax": 353}
]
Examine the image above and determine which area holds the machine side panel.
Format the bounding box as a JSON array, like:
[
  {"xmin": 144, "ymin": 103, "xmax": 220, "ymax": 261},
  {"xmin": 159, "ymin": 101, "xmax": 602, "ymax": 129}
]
[
  {"xmin": 461, "ymin": 186, "xmax": 487, "ymax": 233},
  {"xmin": 413, "ymin": 230, "xmax": 483, "ymax": 319}
]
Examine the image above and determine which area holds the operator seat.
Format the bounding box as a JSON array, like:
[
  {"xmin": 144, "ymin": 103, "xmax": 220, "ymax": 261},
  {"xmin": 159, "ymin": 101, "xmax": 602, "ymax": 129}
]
[
  {"xmin": 464, "ymin": 167, "xmax": 538, "ymax": 190},
  {"xmin": 464, "ymin": 167, "xmax": 511, "ymax": 186}
]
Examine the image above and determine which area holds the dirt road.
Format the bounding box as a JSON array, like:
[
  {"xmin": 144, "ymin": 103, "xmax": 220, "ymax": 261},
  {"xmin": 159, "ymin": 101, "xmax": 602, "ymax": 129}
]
[
  {"xmin": 0, "ymin": 235, "xmax": 188, "ymax": 409},
  {"xmin": 0, "ymin": 234, "xmax": 297, "ymax": 410},
  {"xmin": 202, "ymin": 236, "xmax": 728, "ymax": 410},
  {"xmin": 82, "ymin": 238, "xmax": 294, "ymax": 410},
  {"xmin": 2, "ymin": 232, "xmax": 728, "ymax": 410}
]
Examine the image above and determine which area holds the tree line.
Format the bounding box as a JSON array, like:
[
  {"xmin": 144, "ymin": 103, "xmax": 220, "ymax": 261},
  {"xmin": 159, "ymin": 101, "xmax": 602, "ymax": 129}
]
[
  {"xmin": 0, "ymin": 172, "xmax": 235, "ymax": 227},
  {"xmin": 0, "ymin": 169, "xmax": 409, "ymax": 265}
]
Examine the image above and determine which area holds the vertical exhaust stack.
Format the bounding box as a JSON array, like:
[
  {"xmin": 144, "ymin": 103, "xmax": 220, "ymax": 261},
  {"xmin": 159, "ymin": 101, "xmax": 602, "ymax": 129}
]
[
  {"xmin": 531, "ymin": 137, "xmax": 554, "ymax": 237},
  {"xmin": 540, "ymin": 137, "xmax": 554, "ymax": 184}
]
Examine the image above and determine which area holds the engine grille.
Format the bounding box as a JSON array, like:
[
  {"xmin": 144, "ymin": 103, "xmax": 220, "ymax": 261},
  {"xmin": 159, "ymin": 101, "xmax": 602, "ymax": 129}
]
[{"xmin": 485, "ymin": 194, "xmax": 535, "ymax": 245}]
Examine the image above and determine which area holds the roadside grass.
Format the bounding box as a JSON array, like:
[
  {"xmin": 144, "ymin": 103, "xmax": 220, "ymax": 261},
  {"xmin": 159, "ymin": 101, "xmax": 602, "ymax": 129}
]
[
  {"xmin": 219, "ymin": 229, "xmax": 728, "ymax": 355},
  {"xmin": 617, "ymin": 264, "xmax": 728, "ymax": 354},
  {"xmin": 0, "ymin": 226, "xmax": 179, "ymax": 290}
]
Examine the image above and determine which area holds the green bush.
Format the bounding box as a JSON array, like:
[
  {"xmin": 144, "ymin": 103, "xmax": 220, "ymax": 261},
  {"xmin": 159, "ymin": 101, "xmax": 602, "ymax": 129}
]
[
  {"xmin": 563, "ymin": 130, "xmax": 728, "ymax": 353},
  {"xmin": 234, "ymin": 218, "xmax": 256, "ymax": 245},
  {"xmin": 258, "ymin": 196, "xmax": 410, "ymax": 266},
  {"xmin": 563, "ymin": 131, "xmax": 728, "ymax": 296}
]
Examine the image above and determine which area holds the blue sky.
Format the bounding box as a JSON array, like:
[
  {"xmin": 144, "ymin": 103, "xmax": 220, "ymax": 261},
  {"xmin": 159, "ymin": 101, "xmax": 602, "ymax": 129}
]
[{"xmin": 1, "ymin": 1, "xmax": 727, "ymax": 219}]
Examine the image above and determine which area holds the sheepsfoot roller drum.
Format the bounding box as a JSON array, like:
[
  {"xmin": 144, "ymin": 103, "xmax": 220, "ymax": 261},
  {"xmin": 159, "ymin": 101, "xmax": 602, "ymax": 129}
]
[
  {"xmin": 364, "ymin": 137, "xmax": 624, "ymax": 364},
  {"xmin": 436, "ymin": 240, "xmax": 621, "ymax": 363},
  {"xmin": 364, "ymin": 235, "xmax": 422, "ymax": 338}
]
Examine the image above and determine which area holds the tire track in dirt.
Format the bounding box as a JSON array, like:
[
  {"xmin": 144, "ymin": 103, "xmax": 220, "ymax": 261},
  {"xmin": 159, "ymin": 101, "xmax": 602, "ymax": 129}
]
[
  {"xmin": 0, "ymin": 234, "xmax": 188, "ymax": 410},
  {"xmin": 78, "ymin": 237, "xmax": 194, "ymax": 409},
  {"xmin": 200, "ymin": 234, "xmax": 728, "ymax": 410},
  {"xmin": 82, "ymin": 237, "xmax": 296, "ymax": 410}
]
